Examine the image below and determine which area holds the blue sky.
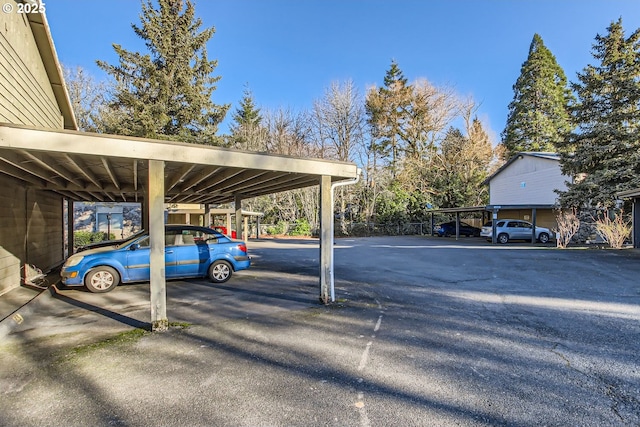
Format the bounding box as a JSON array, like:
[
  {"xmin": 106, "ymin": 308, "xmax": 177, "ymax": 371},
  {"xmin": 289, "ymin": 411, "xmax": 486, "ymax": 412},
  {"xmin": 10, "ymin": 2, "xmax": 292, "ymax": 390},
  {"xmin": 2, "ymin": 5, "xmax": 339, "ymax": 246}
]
[{"xmin": 46, "ymin": 0, "xmax": 640, "ymax": 141}]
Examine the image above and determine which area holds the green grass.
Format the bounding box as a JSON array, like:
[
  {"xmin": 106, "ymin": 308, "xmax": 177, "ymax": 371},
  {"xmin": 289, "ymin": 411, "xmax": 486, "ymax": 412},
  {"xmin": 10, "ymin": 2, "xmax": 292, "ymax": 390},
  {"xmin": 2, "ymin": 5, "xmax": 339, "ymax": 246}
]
[{"xmin": 63, "ymin": 322, "xmax": 191, "ymax": 359}]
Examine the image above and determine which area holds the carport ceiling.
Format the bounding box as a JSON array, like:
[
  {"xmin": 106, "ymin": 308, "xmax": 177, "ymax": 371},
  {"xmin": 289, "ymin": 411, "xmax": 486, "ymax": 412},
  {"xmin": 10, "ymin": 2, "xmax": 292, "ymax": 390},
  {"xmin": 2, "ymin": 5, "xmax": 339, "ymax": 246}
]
[{"xmin": 0, "ymin": 123, "xmax": 358, "ymax": 204}]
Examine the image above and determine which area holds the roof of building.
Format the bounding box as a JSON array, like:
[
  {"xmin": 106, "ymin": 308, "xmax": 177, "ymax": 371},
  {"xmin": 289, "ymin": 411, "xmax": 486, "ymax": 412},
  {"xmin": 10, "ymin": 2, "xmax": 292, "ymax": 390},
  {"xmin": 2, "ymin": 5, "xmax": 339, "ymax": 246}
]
[{"xmin": 27, "ymin": 12, "xmax": 77, "ymax": 130}]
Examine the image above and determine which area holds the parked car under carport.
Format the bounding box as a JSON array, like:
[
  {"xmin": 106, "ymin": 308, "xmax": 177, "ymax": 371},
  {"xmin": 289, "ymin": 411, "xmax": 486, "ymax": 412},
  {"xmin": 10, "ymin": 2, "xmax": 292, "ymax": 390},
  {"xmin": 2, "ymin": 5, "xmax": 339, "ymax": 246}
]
[{"xmin": 481, "ymin": 219, "xmax": 553, "ymax": 244}]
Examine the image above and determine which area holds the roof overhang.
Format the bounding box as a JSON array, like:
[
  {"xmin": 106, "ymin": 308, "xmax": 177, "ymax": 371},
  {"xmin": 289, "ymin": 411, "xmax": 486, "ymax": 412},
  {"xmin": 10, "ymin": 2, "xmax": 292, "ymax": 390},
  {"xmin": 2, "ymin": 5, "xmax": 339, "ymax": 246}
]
[
  {"xmin": 0, "ymin": 123, "xmax": 359, "ymax": 204},
  {"xmin": 426, "ymin": 206, "xmax": 487, "ymax": 214},
  {"xmin": 27, "ymin": 12, "xmax": 77, "ymax": 130},
  {"xmin": 617, "ymin": 188, "xmax": 640, "ymax": 199},
  {"xmin": 486, "ymin": 204, "xmax": 558, "ymax": 210}
]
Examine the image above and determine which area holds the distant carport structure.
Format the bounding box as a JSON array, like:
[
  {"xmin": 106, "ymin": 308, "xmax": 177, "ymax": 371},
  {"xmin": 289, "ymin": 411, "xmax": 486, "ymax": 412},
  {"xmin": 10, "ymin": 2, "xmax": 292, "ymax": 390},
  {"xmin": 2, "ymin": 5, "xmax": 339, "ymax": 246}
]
[
  {"xmin": 0, "ymin": 123, "xmax": 359, "ymax": 330},
  {"xmin": 617, "ymin": 188, "xmax": 640, "ymax": 249},
  {"xmin": 426, "ymin": 206, "xmax": 488, "ymax": 239},
  {"xmin": 427, "ymin": 204, "xmax": 555, "ymax": 243}
]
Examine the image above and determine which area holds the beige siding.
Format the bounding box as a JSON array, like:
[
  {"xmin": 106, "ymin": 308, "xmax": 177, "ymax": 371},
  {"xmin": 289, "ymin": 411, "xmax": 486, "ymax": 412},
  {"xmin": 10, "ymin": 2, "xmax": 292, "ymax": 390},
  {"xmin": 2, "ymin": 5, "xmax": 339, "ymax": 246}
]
[
  {"xmin": 0, "ymin": 9, "xmax": 68, "ymax": 294},
  {"xmin": 0, "ymin": 10, "xmax": 62, "ymax": 128},
  {"xmin": 489, "ymin": 156, "xmax": 568, "ymax": 205},
  {"xmin": 0, "ymin": 175, "xmax": 26, "ymax": 295},
  {"xmin": 496, "ymin": 208, "xmax": 558, "ymax": 231},
  {"xmin": 26, "ymin": 189, "xmax": 63, "ymax": 272},
  {"xmin": 0, "ymin": 177, "xmax": 64, "ymax": 295}
]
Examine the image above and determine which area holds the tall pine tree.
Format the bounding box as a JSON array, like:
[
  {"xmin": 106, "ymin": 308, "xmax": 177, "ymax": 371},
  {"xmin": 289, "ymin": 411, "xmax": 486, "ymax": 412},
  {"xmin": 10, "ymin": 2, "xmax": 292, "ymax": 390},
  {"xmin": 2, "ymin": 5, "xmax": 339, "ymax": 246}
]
[
  {"xmin": 501, "ymin": 34, "xmax": 573, "ymax": 159},
  {"xmin": 97, "ymin": 0, "xmax": 229, "ymax": 144},
  {"xmin": 366, "ymin": 60, "xmax": 412, "ymax": 176},
  {"xmin": 228, "ymin": 86, "xmax": 265, "ymax": 151},
  {"xmin": 558, "ymin": 19, "xmax": 640, "ymax": 208}
]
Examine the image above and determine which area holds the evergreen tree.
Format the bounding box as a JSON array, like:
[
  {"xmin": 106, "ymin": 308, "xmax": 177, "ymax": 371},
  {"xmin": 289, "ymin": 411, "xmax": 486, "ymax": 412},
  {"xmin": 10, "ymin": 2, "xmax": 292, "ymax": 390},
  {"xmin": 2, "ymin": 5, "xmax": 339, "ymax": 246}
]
[
  {"xmin": 501, "ymin": 34, "xmax": 574, "ymax": 159},
  {"xmin": 366, "ymin": 60, "xmax": 412, "ymax": 176},
  {"xmin": 432, "ymin": 121, "xmax": 492, "ymax": 208},
  {"xmin": 558, "ymin": 19, "xmax": 640, "ymax": 208},
  {"xmin": 97, "ymin": 0, "xmax": 229, "ymax": 144},
  {"xmin": 228, "ymin": 86, "xmax": 265, "ymax": 150}
]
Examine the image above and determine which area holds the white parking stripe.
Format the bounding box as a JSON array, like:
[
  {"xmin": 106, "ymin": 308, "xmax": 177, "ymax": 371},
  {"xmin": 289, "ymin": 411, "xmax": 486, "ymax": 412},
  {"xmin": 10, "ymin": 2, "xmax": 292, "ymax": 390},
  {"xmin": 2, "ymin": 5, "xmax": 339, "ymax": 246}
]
[{"xmin": 355, "ymin": 313, "xmax": 383, "ymax": 426}]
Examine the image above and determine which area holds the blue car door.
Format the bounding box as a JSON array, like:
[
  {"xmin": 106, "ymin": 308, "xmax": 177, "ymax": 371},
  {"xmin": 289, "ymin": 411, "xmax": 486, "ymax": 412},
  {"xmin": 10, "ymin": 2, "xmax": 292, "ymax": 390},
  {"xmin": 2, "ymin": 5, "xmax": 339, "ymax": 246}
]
[
  {"xmin": 125, "ymin": 237, "xmax": 151, "ymax": 281},
  {"xmin": 172, "ymin": 230, "xmax": 214, "ymax": 277},
  {"xmin": 126, "ymin": 234, "xmax": 177, "ymax": 281}
]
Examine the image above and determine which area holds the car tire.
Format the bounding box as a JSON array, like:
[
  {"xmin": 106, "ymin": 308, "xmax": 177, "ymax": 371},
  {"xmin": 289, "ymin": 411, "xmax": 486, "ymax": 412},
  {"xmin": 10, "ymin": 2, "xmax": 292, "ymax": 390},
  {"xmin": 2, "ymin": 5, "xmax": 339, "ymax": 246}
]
[
  {"xmin": 85, "ymin": 266, "xmax": 120, "ymax": 293},
  {"xmin": 538, "ymin": 232, "xmax": 550, "ymax": 244},
  {"xmin": 208, "ymin": 260, "xmax": 232, "ymax": 283},
  {"xmin": 497, "ymin": 233, "xmax": 509, "ymax": 244}
]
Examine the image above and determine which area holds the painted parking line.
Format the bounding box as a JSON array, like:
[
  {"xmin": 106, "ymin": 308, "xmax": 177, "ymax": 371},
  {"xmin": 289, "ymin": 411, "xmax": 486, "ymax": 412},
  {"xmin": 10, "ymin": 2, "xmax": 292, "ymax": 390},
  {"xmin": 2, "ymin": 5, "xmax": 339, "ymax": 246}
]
[{"xmin": 355, "ymin": 300, "xmax": 385, "ymax": 427}]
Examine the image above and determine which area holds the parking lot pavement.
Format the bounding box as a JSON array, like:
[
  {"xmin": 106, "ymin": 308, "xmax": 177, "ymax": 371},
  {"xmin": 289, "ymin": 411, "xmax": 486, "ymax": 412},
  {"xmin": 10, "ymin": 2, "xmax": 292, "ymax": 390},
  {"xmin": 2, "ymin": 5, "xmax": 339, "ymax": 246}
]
[{"xmin": 1, "ymin": 236, "xmax": 639, "ymax": 426}]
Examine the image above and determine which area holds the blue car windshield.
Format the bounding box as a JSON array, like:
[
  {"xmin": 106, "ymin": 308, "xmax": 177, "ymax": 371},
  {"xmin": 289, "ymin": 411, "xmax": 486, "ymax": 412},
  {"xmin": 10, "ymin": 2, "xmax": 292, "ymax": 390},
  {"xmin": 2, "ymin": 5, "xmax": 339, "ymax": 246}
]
[{"xmin": 114, "ymin": 231, "xmax": 147, "ymax": 249}]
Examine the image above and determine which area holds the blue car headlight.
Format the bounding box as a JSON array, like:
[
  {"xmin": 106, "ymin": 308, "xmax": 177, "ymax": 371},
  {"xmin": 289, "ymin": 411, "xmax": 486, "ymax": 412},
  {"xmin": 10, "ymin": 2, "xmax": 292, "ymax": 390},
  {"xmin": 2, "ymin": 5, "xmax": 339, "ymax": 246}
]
[{"xmin": 64, "ymin": 255, "xmax": 84, "ymax": 268}]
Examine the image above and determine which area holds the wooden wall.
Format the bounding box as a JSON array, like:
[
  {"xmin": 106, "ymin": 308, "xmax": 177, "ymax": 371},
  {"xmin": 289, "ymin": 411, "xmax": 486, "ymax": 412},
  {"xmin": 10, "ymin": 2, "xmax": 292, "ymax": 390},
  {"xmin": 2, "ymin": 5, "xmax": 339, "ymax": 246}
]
[
  {"xmin": 0, "ymin": 9, "xmax": 63, "ymax": 128},
  {"xmin": 0, "ymin": 175, "xmax": 64, "ymax": 295}
]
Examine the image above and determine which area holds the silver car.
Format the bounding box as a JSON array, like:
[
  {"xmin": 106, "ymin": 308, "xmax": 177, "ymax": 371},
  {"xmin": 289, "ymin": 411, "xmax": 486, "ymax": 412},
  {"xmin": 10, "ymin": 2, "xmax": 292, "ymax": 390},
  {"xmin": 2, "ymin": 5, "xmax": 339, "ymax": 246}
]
[{"xmin": 481, "ymin": 219, "xmax": 552, "ymax": 244}]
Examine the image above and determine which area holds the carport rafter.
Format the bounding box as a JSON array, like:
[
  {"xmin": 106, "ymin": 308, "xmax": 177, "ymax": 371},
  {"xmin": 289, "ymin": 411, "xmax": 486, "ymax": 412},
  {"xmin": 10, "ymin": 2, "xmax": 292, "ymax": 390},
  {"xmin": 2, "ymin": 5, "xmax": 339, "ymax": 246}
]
[
  {"xmin": 166, "ymin": 163, "xmax": 197, "ymax": 192},
  {"xmin": 100, "ymin": 157, "xmax": 121, "ymax": 190},
  {"xmin": 18, "ymin": 149, "xmax": 83, "ymax": 187},
  {"xmin": 0, "ymin": 149, "xmax": 66, "ymax": 186},
  {"xmin": 0, "ymin": 159, "xmax": 45, "ymax": 187},
  {"xmin": 62, "ymin": 153, "xmax": 102, "ymax": 188}
]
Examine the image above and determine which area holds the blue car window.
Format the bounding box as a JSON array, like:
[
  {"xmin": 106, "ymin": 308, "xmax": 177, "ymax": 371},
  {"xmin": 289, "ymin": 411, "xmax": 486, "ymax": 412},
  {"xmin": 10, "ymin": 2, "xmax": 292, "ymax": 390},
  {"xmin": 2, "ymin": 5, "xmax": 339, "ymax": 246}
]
[
  {"xmin": 176, "ymin": 231, "xmax": 196, "ymax": 245},
  {"xmin": 137, "ymin": 236, "xmax": 150, "ymax": 248},
  {"xmin": 165, "ymin": 230, "xmax": 178, "ymax": 246}
]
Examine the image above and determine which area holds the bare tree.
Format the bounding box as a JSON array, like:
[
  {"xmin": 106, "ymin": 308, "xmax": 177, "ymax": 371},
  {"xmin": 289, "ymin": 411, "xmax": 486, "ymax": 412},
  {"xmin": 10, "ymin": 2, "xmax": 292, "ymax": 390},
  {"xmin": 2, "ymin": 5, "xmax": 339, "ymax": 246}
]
[
  {"xmin": 63, "ymin": 66, "xmax": 110, "ymax": 132},
  {"xmin": 404, "ymin": 78, "xmax": 462, "ymax": 160},
  {"xmin": 554, "ymin": 208, "xmax": 580, "ymax": 248},
  {"xmin": 310, "ymin": 80, "xmax": 367, "ymax": 233},
  {"xmin": 312, "ymin": 80, "xmax": 366, "ymax": 161}
]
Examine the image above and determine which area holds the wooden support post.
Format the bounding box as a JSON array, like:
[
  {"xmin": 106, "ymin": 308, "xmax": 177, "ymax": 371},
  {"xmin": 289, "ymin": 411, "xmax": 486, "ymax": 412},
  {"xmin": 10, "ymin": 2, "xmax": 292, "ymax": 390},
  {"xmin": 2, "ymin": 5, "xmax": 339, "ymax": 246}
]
[
  {"xmin": 148, "ymin": 160, "xmax": 168, "ymax": 332},
  {"xmin": 235, "ymin": 194, "xmax": 242, "ymax": 240},
  {"xmin": 319, "ymin": 175, "xmax": 332, "ymax": 304}
]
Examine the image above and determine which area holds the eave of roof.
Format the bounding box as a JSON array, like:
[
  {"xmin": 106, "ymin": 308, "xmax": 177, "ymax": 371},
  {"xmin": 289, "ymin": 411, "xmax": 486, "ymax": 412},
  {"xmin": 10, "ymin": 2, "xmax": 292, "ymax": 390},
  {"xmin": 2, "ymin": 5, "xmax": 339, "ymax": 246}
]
[
  {"xmin": 617, "ymin": 188, "xmax": 640, "ymax": 199},
  {"xmin": 28, "ymin": 12, "xmax": 77, "ymax": 130}
]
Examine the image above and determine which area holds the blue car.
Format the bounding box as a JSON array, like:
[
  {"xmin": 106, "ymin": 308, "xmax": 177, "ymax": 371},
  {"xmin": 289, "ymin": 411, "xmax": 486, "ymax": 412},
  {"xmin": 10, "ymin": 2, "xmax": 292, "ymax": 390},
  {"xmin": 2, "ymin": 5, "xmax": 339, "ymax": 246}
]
[
  {"xmin": 434, "ymin": 221, "xmax": 481, "ymax": 237},
  {"xmin": 61, "ymin": 225, "xmax": 251, "ymax": 293}
]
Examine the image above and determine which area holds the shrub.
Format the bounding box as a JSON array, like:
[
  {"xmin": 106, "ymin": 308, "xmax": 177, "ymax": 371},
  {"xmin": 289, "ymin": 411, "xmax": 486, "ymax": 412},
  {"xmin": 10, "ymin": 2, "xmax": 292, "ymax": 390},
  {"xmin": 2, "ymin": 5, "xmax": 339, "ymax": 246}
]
[
  {"xmin": 73, "ymin": 231, "xmax": 115, "ymax": 248},
  {"xmin": 289, "ymin": 219, "xmax": 311, "ymax": 236},
  {"xmin": 554, "ymin": 208, "xmax": 580, "ymax": 248},
  {"xmin": 266, "ymin": 221, "xmax": 288, "ymax": 236},
  {"xmin": 595, "ymin": 210, "xmax": 631, "ymax": 249}
]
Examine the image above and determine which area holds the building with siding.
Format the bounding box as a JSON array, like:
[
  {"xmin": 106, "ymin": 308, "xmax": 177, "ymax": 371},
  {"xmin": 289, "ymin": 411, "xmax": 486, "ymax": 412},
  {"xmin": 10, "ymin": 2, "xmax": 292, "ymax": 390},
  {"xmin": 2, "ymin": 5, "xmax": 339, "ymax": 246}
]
[
  {"xmin": 484, "ymin": 152, "xmax": 571, "ymax": 230},
  {"xmin": 0, "ymin": 10, "xmax": 76, "ymax": 295}
]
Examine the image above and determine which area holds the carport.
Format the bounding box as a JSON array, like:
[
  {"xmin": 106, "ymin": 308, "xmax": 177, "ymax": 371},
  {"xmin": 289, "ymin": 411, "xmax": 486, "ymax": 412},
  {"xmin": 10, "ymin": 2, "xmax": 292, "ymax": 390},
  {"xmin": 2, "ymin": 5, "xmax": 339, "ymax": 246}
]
[
  {"xmin": 426, "ymin": 204, "xmax": 553, "ymax": 243},
  {"xmin": 617, "ymin": 188, "xmax": 640, "ymax": 248},
  {"xmin": 426, "ymin": 206, "xmax": 487, "ymax": 239},
  {"xmin": 0, "ymin": 122, "xmax": 359, "ymax": 330}
]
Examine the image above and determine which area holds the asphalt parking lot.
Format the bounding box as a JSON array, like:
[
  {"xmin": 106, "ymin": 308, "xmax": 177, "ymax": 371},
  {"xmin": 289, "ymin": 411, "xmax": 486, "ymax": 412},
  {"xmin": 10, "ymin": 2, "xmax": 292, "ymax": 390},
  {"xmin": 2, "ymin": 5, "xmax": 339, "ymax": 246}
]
[{"xmin": 1, "ymin": 236, "xmax": 639, "ymax": 426}]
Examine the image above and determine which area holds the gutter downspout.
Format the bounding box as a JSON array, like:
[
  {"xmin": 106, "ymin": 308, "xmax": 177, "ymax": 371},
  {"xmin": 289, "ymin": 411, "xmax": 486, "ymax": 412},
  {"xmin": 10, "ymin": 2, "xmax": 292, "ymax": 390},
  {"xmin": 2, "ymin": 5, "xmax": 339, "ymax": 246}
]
[{"xmin": 329, "ymin": 168, "xmax": 361, "ymax": 302}]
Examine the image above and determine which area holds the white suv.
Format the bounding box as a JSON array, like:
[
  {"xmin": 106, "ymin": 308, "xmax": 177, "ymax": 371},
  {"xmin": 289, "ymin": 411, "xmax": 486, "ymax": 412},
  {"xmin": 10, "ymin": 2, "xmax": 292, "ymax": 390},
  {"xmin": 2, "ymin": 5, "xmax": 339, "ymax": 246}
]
[{"xmin": 481, "ymin": 219, "xmax": 552, "ymax": 244}]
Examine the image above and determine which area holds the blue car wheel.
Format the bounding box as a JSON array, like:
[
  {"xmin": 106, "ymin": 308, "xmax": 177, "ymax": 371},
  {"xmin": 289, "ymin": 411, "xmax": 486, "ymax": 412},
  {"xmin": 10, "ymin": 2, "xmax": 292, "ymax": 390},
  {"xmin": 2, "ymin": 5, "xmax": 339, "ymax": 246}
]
[
  {"xmin": 85, "ymin": 266, "xmax": 120, "ymax": 293},
  {"xmin": 208, "ymin": 260, "xmax": 232, "ymax": 283}
]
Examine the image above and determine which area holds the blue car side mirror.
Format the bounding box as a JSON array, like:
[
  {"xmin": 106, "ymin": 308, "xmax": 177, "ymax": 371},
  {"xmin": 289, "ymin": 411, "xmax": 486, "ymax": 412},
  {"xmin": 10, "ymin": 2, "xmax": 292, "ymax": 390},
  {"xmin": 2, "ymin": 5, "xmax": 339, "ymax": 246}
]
[{"xmin": 129, "ymin": 244, "xmax": 140, "ymax": 251}]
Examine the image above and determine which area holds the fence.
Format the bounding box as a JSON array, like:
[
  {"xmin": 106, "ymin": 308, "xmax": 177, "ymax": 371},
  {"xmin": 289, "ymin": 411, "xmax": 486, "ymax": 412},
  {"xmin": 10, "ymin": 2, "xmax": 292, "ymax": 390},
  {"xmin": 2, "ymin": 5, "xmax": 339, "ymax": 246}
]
[{"xmin": 256, "ymin": 222, "xmax": 433, "ymax": 237}]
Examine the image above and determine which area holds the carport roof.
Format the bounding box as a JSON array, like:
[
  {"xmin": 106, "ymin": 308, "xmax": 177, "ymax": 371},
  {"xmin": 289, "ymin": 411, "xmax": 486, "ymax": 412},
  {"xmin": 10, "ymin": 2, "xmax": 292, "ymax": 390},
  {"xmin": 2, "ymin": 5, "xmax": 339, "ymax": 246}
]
[
  {"xmin": 0, "ymin": 123, "xmax": 359, "ymax": 204},
  {"xmin": 617, "ymin": 188, "xmax": 640, "ymax": 199}
]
